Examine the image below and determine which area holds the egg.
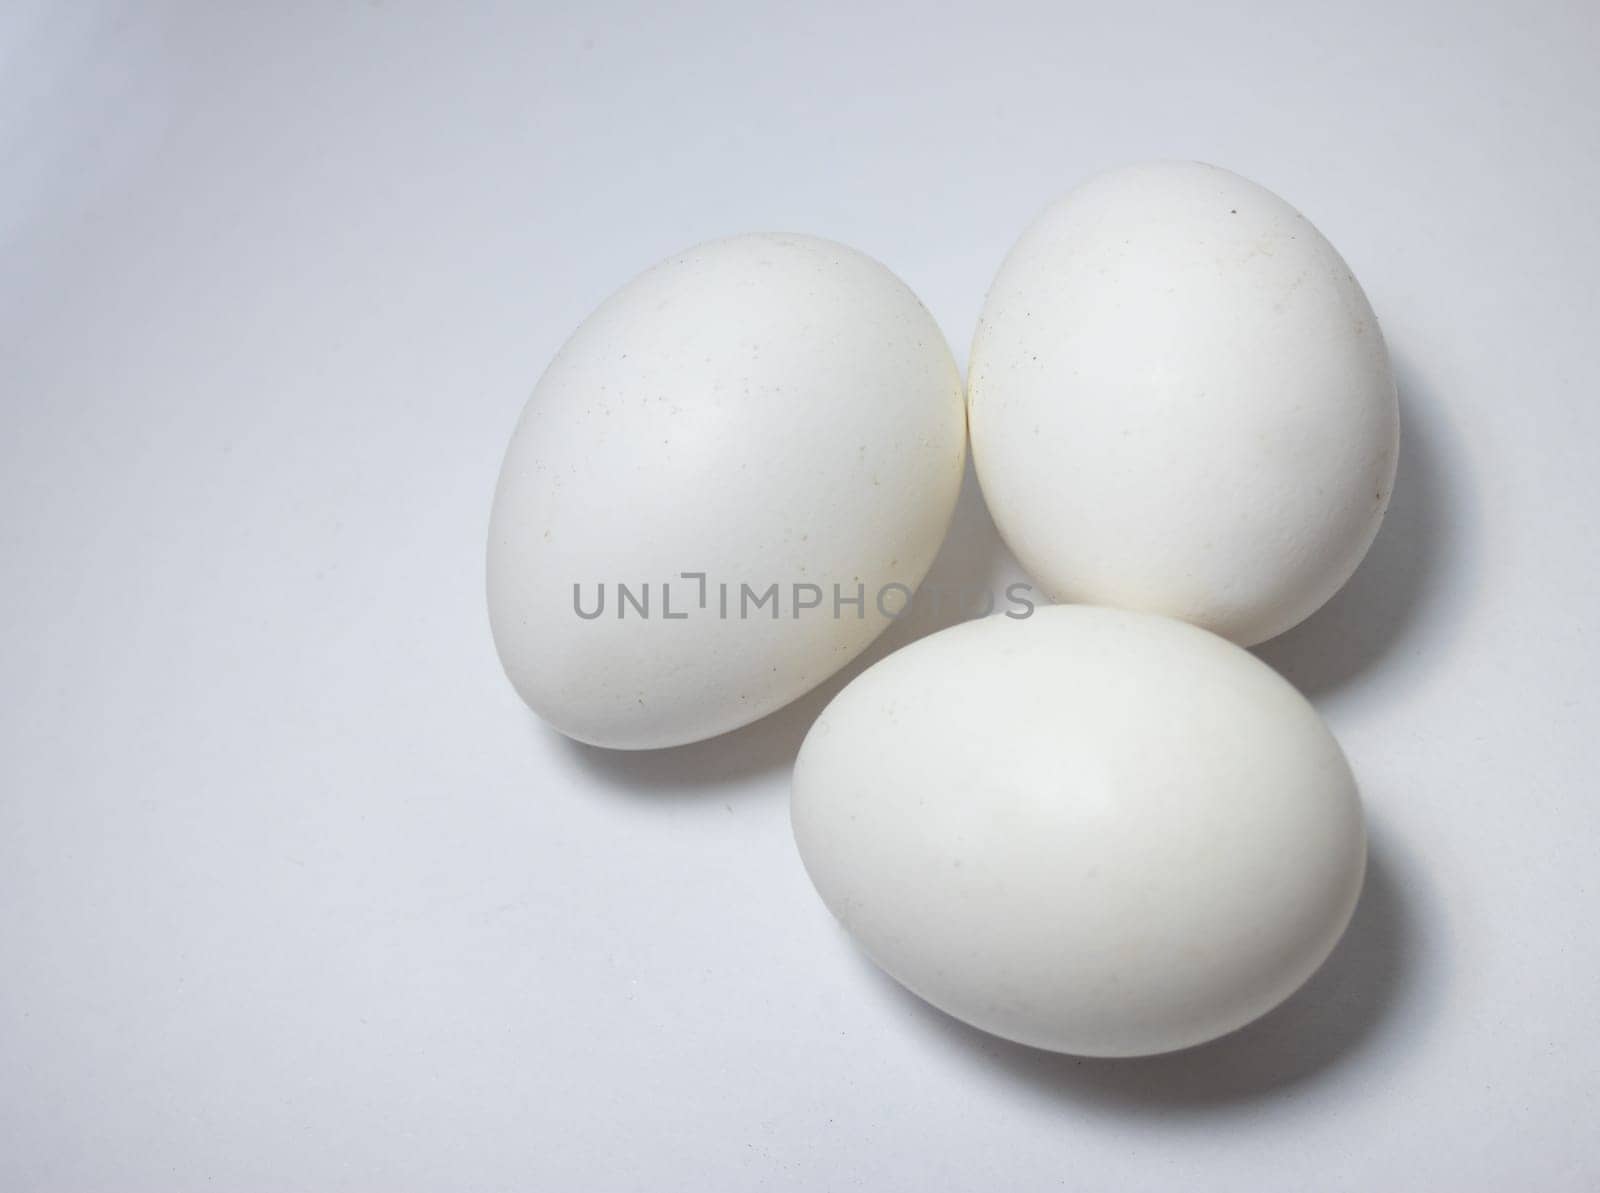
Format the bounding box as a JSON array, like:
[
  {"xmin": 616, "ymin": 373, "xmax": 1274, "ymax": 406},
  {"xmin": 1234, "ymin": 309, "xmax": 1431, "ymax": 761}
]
[
  {"xmin": 488, "ymin": 234, "xmax": 966, "ymax": 749},
  {"xmin": 791, "ymin": 605, "xmax": 1366, "ymax": 1057},
  {"xmin": 968, "ymin": 162, "xmax": 1400, "ymax": 646}
]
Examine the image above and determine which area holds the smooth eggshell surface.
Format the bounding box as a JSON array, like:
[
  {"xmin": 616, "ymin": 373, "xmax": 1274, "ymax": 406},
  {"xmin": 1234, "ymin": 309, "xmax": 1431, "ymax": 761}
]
[
  {"xmin": 969, "ymin": 162, "xmax": 1400, "ymax": 646},
  {"xmin": 488, "ymin": 234, "xmax": 966, "ymax": 749},
  {"xmin": 791, "ymin": 605, "xmax": 1366, "ymax": 1057}
]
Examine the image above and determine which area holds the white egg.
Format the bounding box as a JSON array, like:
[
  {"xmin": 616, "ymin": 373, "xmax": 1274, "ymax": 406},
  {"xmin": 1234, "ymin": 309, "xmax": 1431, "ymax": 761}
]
[
  {"xmin": 969, "ymin": 162, "xmax": 1400, "ymax": 646},
  {"xmin": 791, "ymin": 605, "xmax": 1366, "ymax": 1057},
  {"xmin": 488, "ymin": 234, "xmax": 966, "ymax": 749}
]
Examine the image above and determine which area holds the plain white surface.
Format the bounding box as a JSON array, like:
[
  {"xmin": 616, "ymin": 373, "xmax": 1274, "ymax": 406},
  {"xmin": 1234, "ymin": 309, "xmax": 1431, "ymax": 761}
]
[
  {"xmin": 793, "ymin": 607, "xmax": 1367, "ymax": 1057},
  {"xmin": 2, "ymin": 1, "xmax": 1596, "ymax": 1189}
]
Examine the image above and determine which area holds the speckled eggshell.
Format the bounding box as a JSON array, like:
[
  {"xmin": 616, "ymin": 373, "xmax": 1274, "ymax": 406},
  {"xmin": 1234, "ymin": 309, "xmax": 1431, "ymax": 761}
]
[
  {"xmin": 969, "ymin": 162, "xmax": 1400, "ymax": 646},
  {"xmin": 791, "ymin": 605, "xmax": 1367, "ymax": 1058},
  {"xmin": 488, "ymin": 234, "xmax": 966, "ymax": 750}
]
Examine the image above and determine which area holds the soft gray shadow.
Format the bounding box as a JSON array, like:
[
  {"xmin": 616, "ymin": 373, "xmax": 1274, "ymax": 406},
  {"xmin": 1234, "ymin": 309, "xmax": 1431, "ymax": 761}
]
[
  {"xmin": 1255, "ymin": 357, "xmax": 1461, "ymax": 696},
  {"xmin": 856, "ymin": 838, "xmax": 1422, "ymax": 1109},
  {"xmin": 563, "ymin": 460, "xmax": 1022, "ymax": 794}
]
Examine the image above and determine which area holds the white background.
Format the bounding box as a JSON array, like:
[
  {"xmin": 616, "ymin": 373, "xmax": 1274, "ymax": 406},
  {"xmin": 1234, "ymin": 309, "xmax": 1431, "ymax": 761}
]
[{"xmin": 3, "ymin": 1, "xmax": 1597, "ymax": 1189}]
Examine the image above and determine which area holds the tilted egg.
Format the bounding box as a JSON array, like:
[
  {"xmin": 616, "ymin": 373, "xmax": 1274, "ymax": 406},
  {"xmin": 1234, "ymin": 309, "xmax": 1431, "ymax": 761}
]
[
  {"xmin": 488, "ymin": 234, "xmax": 966, "ymax": 749},
  {"xmin": 969, "ymin": 162, "xmax": 1400, "ymax": 646},
  {"xmin": 791, "ymin": 605, "xmax": 1366, "ymax": 1057}
]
